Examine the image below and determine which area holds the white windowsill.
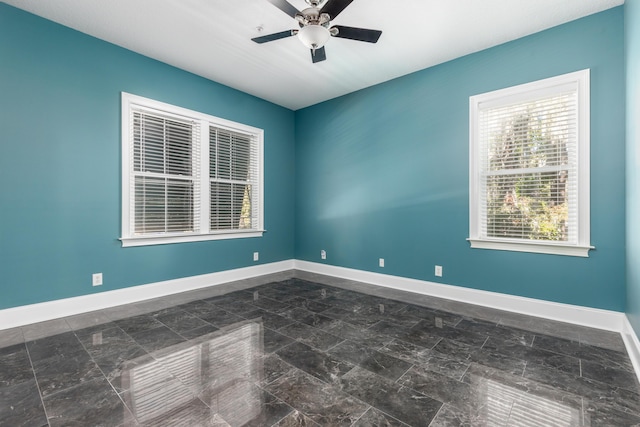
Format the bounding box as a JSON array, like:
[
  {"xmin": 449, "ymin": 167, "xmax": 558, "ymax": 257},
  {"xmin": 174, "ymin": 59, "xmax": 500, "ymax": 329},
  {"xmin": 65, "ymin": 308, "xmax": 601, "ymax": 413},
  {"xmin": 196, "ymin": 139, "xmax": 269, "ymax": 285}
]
[
  {"xmin": 467, "ymin": 238, "xmax": 593, "ymax": 257},
  {"xmin": 121, "ymin": 230, "xmax": 265, "ymax": 247}
]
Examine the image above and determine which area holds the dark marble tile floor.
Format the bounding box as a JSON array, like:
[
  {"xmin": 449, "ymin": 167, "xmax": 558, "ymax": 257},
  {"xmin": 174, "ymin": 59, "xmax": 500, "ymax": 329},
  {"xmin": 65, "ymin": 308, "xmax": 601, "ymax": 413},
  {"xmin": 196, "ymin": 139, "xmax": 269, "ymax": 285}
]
[{"xmin": 1, "ymin": 277, "xmax": 639, "ymax": 426}]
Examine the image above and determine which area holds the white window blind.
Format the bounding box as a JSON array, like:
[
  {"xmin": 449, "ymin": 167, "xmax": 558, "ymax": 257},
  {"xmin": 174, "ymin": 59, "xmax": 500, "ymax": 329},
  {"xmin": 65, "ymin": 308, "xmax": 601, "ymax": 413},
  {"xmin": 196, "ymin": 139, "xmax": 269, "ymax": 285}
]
[
  {"xmin": 209, "ymin": 126, "xmax": 260, "ymax": 231},
  {"xmin": 479, "ymin": 92, "xmax": 577, "ymax": 242},
  {"xmin": 469, "ymin": 70, "xmax": 592, "ymax": 257},
  {"xmin": 121, "ymin": 93, "xmax": 264, "ymax": 247},
  {"xmin": 132, "ymin": 110, "xmax": 200, "ymax": 235}
]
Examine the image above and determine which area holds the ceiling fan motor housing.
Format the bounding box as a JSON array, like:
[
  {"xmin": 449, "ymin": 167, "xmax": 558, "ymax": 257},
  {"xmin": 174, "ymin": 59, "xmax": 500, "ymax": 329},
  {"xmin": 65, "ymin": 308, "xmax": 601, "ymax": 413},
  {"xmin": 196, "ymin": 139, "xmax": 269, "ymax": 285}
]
[{"xmin": 296, "ymin": 8, "xmax": 331, "ymax": 28}]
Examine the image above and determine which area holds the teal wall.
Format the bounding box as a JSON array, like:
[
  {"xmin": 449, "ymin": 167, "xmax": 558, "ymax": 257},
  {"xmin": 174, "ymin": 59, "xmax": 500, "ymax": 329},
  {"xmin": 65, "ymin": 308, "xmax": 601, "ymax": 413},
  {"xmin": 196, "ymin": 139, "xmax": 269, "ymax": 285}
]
[
  {"xmin": 0, "ymin": 4, "xmax": 630, "ymax": 315},
  {"xmin": 0, "ymin": 4, "xmax": 296, "ymax": 310},
  {"xmin": 295, "ymin": 8, "xmax": 626, "ymax": 311},
  {"xmin": 627, "ymin": 0, "xmax": 640, "ymax": 332}
]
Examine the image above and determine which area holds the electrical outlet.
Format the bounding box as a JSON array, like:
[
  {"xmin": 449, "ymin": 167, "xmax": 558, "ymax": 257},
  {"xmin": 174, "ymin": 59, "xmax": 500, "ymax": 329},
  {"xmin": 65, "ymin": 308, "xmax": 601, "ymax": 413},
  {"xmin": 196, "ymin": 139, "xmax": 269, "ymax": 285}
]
[
  {"xmin": 379, "ymin": 258, "xmax": 385, "ymax": 268},
  {"xmin": 321, "ymin": 250, "xmax": 326, "ymax": 260},
  {"xmin": 253, "ymin": 252, "xmax": 259, "ymax": 261},
  {"xmin": 92, "ymin": 273, "xmax": 103, "ymax": 286},
  {"xmin": 435, "ymin": 265, "xmax": 443, "ymax": 277}
]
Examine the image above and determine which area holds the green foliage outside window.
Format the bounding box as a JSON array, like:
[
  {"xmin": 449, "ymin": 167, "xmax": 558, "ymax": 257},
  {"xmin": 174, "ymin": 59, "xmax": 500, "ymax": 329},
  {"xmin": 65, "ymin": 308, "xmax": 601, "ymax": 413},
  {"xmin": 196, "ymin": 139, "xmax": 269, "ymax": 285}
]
[{"xmin": 485, "ymin": 98, "xmax": 571, "ymax": 242}]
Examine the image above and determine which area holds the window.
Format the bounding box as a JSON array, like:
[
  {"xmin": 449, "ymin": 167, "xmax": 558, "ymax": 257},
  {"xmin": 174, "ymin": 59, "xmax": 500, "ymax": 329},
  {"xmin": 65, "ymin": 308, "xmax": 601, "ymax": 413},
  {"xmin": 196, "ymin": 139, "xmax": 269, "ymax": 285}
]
[
  {"xmin": 121, "ymin": 93, "xmax": 263, "ymax": 247},
  {"xmin": 469, "ymin": 70, "xmax": 592, "ymax": 257}
]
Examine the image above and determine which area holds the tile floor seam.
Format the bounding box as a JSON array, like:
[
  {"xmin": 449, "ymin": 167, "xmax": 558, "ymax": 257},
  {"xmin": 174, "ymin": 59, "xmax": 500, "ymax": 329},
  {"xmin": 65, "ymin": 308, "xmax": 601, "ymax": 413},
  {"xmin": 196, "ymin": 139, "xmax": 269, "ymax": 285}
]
[
  {"xmin": 430, "ymin": 337, "xmax": 443, "ymax": 350},
  {"xmin": 347, "ymin": 405, "xmax": 371, "ymax": 426},
  {"xmin": 373, "ymin": 407, "xmax": 410, "ymax": 426},
  {"xmin": 393, "ymin": 364, "xmax": 416, "ymax": 385},
  {"xmin": 504, "ymin": 399, "xmax": 517, "ymax": 425},
  {"xmin": 73, "ymin": 328, "xmax": 107, "ymax": 371},
  {"xmin": 344, "ymin": 379, "xmax": 406, "ymax": 425},
  {"xmin": 583, "ymin": 370, "xmax": 640, "ymax": 396},
  {"xmin": 579, "ymin": 358, "xmax": 583, "ymax": 377},
  {"xmin": 427, "ymin": 403, "xmax": 446, "ymax": 427},
  {"xmin": 458, "ymin": 363, "xmax": 471, "ymax": 381},
  {"xmin": 110, "ymin": 374, "xmax": 139, "ymax": 424},
  {"xmin": 23, "ymin": 340, "xmax": 51, "ymax": 427},
  {"xmin": 480, "ymin": 335, "xmax": 490, "ymax": 349},
  {"xmin": 324, "ymin": 338, "xmax": 347, "ymax": 353}
]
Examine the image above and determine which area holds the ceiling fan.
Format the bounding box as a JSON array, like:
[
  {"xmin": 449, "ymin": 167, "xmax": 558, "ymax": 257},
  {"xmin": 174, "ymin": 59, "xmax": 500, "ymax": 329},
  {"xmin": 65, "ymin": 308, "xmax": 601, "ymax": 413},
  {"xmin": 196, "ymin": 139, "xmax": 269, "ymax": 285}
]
[{"xmin": 252, "ymin": 0, "xmax": 382, "ymax": 63}]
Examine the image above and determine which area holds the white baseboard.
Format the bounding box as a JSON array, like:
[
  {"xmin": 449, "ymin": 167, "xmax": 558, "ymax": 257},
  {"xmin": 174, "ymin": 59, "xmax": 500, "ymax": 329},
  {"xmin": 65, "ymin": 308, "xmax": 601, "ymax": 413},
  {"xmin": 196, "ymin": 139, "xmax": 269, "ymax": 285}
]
[
  {"xmin": 622, "ymin": 316, "xmax": 640, "ymax": 385},
  {"xmin": 3, "ymin": 258, "xmax": 637, "ymax": 381},
  {"xmin": 294, "ymin": 260, "xmax": 626, "ymax": 333},
  {"xmin": 0, "ymin": 260, "xmax": 294, "ymax": 330},
  {"xmin": 0, "ymin": 258, "xmax": 630, "ymax": 337}
]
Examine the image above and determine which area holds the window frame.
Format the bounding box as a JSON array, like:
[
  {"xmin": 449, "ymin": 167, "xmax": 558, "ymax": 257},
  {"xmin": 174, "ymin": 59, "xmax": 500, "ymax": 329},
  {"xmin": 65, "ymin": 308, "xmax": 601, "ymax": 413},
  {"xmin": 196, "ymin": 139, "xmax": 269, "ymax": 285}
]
[
  {"xmin": 121, "ymin": 92, "xmax": 264, "ymax": 247},
  {"xmin": 468, "ymin": 70, "xmax": 593, "ymax": 257}
]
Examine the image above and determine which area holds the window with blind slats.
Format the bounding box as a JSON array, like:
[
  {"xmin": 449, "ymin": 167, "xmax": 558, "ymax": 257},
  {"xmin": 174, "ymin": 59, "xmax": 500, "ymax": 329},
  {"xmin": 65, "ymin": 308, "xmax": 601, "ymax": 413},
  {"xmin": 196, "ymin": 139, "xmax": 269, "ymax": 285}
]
[
  {"xmin": 468, "ymin": 70, "xmax": 592, "ymax": 257},
  {"xmin": 210, "ymin": 127, "xmax": 258, "ymax": 231},
  {"xmin": 121, "ymin": 93, "xmax": 263, "ymax": 247},
  {"xmin": 133, "ymin": 112, "xmax": 198, "ymax": 235}
]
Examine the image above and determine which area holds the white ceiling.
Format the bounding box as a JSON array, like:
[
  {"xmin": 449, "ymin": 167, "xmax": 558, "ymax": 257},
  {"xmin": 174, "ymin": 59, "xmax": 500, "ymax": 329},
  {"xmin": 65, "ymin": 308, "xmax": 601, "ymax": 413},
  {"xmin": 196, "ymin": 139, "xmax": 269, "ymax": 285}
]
[{"xmin": 4, "ymin": 0, "xmax": 623, "ymax": 110}]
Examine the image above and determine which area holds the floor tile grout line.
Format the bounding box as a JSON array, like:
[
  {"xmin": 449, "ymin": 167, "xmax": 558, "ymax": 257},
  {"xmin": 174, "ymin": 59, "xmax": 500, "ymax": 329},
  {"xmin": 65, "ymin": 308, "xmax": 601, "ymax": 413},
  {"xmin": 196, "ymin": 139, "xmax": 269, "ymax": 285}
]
[
  {"xmin": 26, "ymin": 332, "xmax": 102, "ymax": 395},
  {"xmin": 71, "ymin": 325, "xmax": 149, "ymax": 424},
  {"xmin": 480, "ymin": 335, "xmax": 490, "ymax": 349},
  {"xmin": 107, "ymin": 370, "xmax": 140, "ymax": 424},
  {"xmin": 427, "ymin": 403, "xmax": 446, "ymax": 427},
  {"xmin": 342, "ymin": 372, "xmax": 413, "ymax": 426},
  {"xmin": 266, "ymin": 404, "xmax": 298, "ymax": 427},
  {"xmin": 430, "ymin": 337, "xmax": 443, "ymax": 350},
  {"xmin": 579, "ymin": 358, "xmax": 582, "ymax": 377},
  {"xmin": 270, "ymin": 364, "xmax": 371, "ymax": 426},
  {"xmin": 23, "ymin": 341, "xmax": 51, "ymax": 427},
  {"xmin": 394, "ymin": 363, "xmax": 416, "ymax": 385},
  {"xmin": 325, "ymin": 337, "xmax": 347, "ymax": 352},
  {"xmin": 458, "ymin": 363, "xmax": 471, "ymax": 382},
  {"xmin": 348, "ymin": 405, "xmax": 372, "ymax": 426}
]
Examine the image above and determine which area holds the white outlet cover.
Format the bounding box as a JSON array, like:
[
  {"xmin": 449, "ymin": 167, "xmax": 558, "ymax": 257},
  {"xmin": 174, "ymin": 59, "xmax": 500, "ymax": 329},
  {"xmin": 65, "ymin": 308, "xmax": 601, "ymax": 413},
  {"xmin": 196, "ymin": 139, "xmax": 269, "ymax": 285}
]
[
  {"xmin": 253, "ymin": 252, "xmax": 259, "ymax": 261},
  {"xmin": 92, "ymin": 273, "xmax": 103, "ymax": 286},
  {"xmin": 379, "ymin": 258, "xmax": 385, "ymax": 267},
  {"xmin": 435, "ymin": 265, "xmax": 443, "ymax": 277}
]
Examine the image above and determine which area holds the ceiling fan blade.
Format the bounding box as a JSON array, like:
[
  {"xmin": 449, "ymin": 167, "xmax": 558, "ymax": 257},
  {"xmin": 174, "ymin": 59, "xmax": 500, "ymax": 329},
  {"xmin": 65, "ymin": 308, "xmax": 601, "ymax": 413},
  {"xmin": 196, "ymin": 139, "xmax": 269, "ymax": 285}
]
[
  {"xmin": 252, "ymin": 30, "xmax": 295, "ymax": 43},
  {"xmin": 311, "ymin": 47, "xmax": 326, "ymax": 63},
  {"xmin": 265, "ymin": 0, "xmax": 300, "ymax": 18},
  {"xmin": 320, "ymin": 0, "xmax": 355, "ymax": 19},
  {"xmin": 332, "ymin": 26, "xmax": 382, "ymax": 43}
]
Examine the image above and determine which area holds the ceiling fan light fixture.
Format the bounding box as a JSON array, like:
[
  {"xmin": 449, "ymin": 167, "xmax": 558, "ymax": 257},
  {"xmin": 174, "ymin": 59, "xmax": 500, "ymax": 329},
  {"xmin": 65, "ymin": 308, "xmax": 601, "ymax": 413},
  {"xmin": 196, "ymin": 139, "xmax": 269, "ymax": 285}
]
[{"xmin": 297, "ymin": 24, "xmax": 330, "ymax": 50}]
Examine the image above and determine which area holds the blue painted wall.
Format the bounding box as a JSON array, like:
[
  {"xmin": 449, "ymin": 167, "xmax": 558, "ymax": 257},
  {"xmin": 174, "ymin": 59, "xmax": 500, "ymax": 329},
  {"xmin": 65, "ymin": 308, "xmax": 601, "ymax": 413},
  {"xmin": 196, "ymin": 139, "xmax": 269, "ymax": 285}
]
[
  {"xmin": 627, "ymin": 0, "xmax": 640, "ymax": 333},
  {"xmin": 0, "ymin": 4, "xmax": 296, "ymax": 310},
  {"xmin": 295, "ymin": 8, "xmax": 626, "ymax": 311},
  {"xmin": 0, "ymin": 4, "xmax": 630, "ymax": 314}
]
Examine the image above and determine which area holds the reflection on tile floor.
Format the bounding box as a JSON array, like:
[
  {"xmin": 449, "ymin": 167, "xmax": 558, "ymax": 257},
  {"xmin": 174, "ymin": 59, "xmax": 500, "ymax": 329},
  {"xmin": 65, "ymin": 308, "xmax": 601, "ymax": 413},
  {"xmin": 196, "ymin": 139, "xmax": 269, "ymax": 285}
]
[{"xmin": 1, "ymin": 277, "xmax": 639, "ymax": 426}]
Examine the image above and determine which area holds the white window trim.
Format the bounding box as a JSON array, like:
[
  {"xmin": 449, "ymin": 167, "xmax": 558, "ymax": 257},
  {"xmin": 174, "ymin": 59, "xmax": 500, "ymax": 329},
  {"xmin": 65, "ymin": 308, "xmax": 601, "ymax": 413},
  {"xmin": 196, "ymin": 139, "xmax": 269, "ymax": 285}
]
[
  {"xmin": 120, "ymin": 92, "xmax": 264, "ymax": 247},
  {"xmin": 468, "ymin": 70, "xmax": 593, "ymax": 257}
]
